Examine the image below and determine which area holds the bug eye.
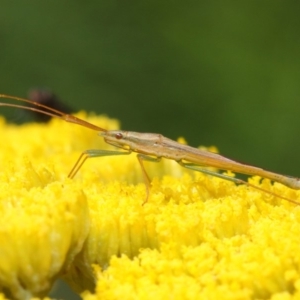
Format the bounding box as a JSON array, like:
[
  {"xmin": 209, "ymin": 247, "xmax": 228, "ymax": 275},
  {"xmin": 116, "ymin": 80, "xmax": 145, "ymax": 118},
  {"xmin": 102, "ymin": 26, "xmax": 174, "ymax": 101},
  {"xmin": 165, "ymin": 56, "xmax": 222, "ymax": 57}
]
[{"xmin": 115, "ymin": 133, "xmax": 123, "ymax": 139}]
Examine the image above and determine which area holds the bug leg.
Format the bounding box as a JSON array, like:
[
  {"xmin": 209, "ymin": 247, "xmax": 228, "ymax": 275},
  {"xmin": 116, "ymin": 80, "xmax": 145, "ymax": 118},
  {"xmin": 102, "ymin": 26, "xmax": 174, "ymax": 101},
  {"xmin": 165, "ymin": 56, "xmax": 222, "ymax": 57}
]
[
  {"xmin": 178, "ymin": 161, "xmax": 300, "ymax": 205},
  {"xmin": 137, "ymin": 154, "xmax": 161, "ymax": 204},
  {"xmin": 68, "ymin": 149, "xmax": 131, "ymax": 178},
  {"xmin": 178, "ymin": 161, "xmax": 244, "ymax": 184}
]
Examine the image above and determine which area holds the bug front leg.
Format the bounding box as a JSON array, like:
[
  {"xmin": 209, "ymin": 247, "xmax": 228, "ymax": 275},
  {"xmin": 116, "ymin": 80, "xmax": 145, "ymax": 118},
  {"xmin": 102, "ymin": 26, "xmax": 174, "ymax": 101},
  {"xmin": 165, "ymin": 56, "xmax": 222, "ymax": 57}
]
[
  {"xmin": 68, "ymin": 149, "xmax": 131, "ymax": 178},
  {"xmin": 137, "ymin": 154, "xmax": 161, "ymax": 204}
]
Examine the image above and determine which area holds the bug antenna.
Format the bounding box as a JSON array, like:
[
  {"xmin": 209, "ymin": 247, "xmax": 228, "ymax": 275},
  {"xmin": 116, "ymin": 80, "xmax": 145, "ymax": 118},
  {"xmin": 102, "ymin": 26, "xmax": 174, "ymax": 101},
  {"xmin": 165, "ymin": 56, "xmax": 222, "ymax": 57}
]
[{"xmin": 0, "ymin": 94, "xmax": 107, "ymax": 132}]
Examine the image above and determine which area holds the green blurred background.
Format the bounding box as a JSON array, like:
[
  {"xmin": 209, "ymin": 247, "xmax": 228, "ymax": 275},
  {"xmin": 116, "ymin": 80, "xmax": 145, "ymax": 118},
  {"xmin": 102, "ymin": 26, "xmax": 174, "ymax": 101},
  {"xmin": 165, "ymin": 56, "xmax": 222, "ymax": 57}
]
[
  {"xmin": 1, "ymin": 1, "xmax": 300, "ymax": 175},
  {"xmin": 1, "ymin": 1, "xmax": 300, "ymax": 298}
]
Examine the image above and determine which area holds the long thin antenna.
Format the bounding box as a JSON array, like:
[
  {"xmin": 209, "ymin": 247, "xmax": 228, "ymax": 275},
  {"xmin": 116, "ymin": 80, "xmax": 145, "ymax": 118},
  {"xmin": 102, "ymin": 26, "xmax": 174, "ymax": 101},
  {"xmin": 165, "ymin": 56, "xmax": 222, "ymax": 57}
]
[{"xmin": 0, "ymin": 94, "xmax": 106, "ymax": 132}]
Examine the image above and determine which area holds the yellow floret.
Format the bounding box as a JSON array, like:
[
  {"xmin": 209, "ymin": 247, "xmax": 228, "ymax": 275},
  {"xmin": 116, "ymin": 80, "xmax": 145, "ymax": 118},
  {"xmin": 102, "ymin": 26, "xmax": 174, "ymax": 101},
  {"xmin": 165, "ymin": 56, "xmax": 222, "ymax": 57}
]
[{"xmin": 0, "ymin": 168, "xmax": 90, "ymax": 299}]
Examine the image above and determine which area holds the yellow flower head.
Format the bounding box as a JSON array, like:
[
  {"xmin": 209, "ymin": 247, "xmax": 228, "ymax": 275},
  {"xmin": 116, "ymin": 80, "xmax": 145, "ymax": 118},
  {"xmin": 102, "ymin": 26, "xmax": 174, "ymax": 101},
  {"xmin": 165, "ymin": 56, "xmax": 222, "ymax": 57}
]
[{"xmin": 0, "ymin": 112, "xmax": 300, "ymax": 300}]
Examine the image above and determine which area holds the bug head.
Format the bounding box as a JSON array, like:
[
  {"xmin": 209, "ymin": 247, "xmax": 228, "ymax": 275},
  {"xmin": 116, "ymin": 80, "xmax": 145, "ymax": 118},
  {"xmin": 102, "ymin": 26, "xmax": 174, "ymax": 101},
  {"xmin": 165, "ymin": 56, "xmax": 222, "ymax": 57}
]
[{"xmin": 99, "ymin": 130, "xmax": 131, "ymax": 149}]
